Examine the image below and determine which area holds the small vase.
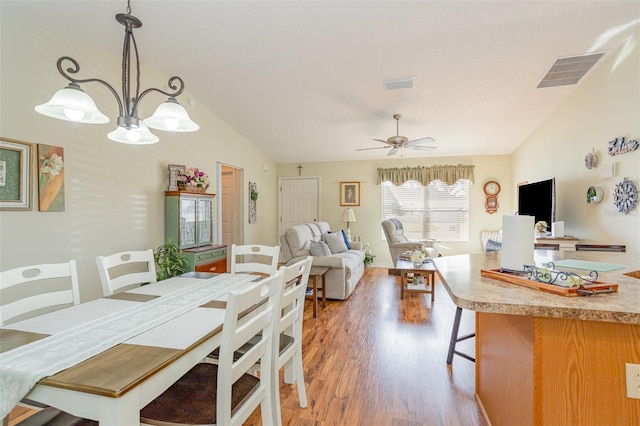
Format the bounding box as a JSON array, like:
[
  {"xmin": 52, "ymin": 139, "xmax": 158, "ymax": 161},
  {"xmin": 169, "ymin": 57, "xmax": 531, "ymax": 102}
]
[{"xmin": 413, "ymin": 261, "xmax": 422, "ymax": 268}]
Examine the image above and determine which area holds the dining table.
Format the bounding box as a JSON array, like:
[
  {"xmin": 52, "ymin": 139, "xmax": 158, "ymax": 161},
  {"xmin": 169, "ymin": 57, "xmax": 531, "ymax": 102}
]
[{"xmin": 0, "ymin": 272, "xmax": 257, "ymax": 425}]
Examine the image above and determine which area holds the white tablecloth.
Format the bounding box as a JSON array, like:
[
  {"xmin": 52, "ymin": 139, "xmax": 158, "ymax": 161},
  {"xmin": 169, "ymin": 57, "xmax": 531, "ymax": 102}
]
[{"xmin": 0, "ymin": 273, "xmax": 255, "ymax": 420}]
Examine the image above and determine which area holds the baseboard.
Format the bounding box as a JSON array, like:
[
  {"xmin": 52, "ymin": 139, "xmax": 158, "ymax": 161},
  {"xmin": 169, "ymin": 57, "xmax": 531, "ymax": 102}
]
[{"xmin": 475, "ymin": 393, "xmax": 492, "ymax": 426}]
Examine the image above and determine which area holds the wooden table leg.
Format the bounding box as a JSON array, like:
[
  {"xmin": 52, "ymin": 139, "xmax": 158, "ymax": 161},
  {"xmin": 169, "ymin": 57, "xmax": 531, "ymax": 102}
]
[
  {"xmin": 430, "ymin": 271, "xmax": 435, "ymax": 302},
  {"xmin": 321, "ymin": 273, "xmax": 326, "ymax": 307}
]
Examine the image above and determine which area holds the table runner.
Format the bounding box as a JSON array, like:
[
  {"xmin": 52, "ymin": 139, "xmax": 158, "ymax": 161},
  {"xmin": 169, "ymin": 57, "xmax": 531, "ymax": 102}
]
[{"xmin": 0, "ymin": 273, "xmax": 255, "ymax": 420}]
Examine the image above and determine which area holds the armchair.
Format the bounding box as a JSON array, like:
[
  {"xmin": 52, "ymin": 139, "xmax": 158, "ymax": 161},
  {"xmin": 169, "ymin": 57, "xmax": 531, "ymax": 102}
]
[{"xmin": 381, "ymin": 219, "xmax": 438, "ymax": 267}]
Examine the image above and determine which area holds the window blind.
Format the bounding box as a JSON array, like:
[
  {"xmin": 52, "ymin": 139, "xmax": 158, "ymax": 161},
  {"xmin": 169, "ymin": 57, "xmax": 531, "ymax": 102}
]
[{"xmin": 382, "ymin": 179, "xmax": 470, "ymax": 242}]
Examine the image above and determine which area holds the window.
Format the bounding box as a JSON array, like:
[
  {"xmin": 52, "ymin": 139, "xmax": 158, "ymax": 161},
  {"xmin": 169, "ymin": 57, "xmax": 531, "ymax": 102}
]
[{"xmin": 382, "ymin": 179, "xmax": 470, "ymax": 242}]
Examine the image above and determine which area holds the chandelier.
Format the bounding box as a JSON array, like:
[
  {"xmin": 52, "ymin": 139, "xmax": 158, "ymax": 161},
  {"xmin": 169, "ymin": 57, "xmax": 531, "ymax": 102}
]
[{"xmin": 35, "ymin": 0, "xmax": 199, "ymax": 144}]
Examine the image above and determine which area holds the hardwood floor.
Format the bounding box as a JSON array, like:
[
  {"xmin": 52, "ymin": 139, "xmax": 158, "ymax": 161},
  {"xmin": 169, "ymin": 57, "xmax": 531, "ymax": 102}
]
[
  {"xmin": 247, "ymin": 266, "xmax": 485, "ymax": 425},
  {"xmin": 8, "ymin": 267, "xmax": 485, "ymax": 426}
]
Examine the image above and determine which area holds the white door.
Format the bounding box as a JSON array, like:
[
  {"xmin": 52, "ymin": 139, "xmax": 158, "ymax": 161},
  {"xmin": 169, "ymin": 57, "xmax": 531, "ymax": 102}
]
[
  {"xmin": 218, "ymin": 164, "xmax": 243, "ymax": 247},
  {"xmin": 279, "ymin": 177, "xmax": 320, "ymax": 234}
]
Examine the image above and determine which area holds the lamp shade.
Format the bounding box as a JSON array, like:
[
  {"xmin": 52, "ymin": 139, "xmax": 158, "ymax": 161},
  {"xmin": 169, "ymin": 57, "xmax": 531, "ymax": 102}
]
[
  {"xmin": 342, "ymin": 208, "xmax": 356, "ymax": 223},
  {"xmin": 143, "ymin": 97, "xmax": 199, "ymax": 132},
  {"xmin": 107, "ymin": 122, "xmax": 159, "ymax": 145},
  {"xmin": 35, "ymin": 82, "xmax": 109, "ymax": 124}
]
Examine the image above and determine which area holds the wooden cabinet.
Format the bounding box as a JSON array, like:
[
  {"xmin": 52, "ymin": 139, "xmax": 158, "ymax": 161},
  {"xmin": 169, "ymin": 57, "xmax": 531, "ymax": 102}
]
[
  {"xmin": 186, "ymin": 245, "xmax": 227, "ymax": 273},
  {"xmin": 165, "ymin": 191, "xmax": 227, "ymax": 272}
]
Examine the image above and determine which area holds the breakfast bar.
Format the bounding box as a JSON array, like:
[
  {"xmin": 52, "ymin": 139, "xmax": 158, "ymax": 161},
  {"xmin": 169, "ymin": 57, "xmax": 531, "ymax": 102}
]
[{"xmin": 433, "ymin": 250, "xmax": 640, "ymax": 426}]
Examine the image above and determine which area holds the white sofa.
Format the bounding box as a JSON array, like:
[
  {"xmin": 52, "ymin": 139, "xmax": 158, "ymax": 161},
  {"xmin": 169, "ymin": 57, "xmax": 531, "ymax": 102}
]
[{"xmin": 279, "ymin": 221, "xmax": 365, "ymax": 300}]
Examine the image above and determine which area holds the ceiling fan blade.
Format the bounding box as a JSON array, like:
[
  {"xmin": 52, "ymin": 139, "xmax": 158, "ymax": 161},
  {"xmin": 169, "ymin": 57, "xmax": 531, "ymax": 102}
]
[
  {"xmin": 356, "ymin": 146, "xmax": 392, "ymax": 151},
  {"xmin": 373, "ymin": 138, "xmax": 393, "ymax": 145},
  {"xmin": 408, "ymin": 145, "xmax": 437, "ymax": 151},
  {"xmin": 407, "ymin": 136, "xmax": 436, "ymax": 146},
  {"xmin": 387, "ymin": 147, "xmax": 399, "ymax": 156}
]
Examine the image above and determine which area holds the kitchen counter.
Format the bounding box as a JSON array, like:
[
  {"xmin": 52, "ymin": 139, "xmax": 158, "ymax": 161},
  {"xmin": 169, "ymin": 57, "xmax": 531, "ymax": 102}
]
[
  {"xmin": 433, "ymin": 250, "xmax": 640, "ymax": 426},
  {"xmin": 433, "ymin": 250, "xmax": 640, "ymax": 324}
]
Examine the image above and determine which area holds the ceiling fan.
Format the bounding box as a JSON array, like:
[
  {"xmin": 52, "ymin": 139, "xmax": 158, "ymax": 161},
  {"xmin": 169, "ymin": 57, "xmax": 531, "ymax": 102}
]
[{"xmin": 357, "ymin": 113, "xmax": 436, "ymax": 156}]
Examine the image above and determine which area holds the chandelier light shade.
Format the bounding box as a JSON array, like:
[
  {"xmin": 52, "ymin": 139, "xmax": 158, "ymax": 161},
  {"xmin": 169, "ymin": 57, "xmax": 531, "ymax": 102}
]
[
  {"xmin": 34, "ymin": 82, "xmax": 110, "ymax": 124},
  {"xmin": 144, "ymin": 97, "xmax": 199, "ymax": 132},
  {"xmin": 108, "ymin": 122, "xmax": 159, "ymax": 145},
  {"xmin": 34, "ymin": 0, "xmax": 198, "ymax": 144}
]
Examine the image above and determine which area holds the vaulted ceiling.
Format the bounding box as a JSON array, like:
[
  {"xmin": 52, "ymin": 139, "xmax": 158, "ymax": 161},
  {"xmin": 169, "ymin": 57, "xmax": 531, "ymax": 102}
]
[{"xmin": 3, "ymin": 1, "xmax": 639, "ymax": 163}]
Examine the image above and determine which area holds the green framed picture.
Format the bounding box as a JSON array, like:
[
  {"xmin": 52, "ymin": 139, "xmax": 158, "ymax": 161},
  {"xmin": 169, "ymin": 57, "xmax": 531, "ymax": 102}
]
[{"xmin": 0, "ymin": 138, "xmax": 33, "ymax": 210}]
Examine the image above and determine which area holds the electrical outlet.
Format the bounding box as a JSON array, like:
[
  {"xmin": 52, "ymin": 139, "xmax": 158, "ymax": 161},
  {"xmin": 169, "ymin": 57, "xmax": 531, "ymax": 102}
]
[{"xmin": 625, "ymin": 363, "xmax": 640, "ymax": 399}]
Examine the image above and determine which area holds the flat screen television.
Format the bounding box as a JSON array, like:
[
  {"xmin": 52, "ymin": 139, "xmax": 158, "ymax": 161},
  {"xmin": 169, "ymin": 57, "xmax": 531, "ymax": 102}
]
[{"xmin": 517, "ymin": 178, "xmax": 556, "ymax": 227}]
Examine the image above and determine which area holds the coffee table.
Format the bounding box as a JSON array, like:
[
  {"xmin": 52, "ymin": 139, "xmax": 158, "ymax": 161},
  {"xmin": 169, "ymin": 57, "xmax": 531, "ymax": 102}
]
[
  {"xmin": 307, "ymin": 265, "xmax": 330, "ymax": 317},
  {"xmin": 396, "ymin": 258, "xmax": 436, "ymax": 301}
]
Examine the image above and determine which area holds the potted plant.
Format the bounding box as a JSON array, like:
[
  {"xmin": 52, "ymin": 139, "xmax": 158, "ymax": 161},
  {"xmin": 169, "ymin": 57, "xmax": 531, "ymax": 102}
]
[
  {"xmin": 154, "ymin": 238, "xmax": 189, "ymax": 281},
  {"xmin": 364, "ymin": 251, "xmax": 375, "ymax": 266},
  {"xmin": 363, "ymin": 243, "xmax": 375, "ymax": 266}
]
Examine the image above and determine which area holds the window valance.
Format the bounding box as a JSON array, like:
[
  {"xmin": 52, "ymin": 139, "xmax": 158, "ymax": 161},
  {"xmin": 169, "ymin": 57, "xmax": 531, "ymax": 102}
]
[{"xmin": 377, "ymin": 164, "xmax": 475, "ymax": 186}]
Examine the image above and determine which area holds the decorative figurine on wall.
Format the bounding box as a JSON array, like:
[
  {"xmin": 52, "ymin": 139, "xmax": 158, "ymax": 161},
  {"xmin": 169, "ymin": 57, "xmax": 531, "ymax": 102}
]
[
  {"xmin": 584, "ymin": 149, "xmax": 597, "ymax": 169},
  {"xmin": 249, "ymin": 182, "xmax": 257, "ymax": 223}
]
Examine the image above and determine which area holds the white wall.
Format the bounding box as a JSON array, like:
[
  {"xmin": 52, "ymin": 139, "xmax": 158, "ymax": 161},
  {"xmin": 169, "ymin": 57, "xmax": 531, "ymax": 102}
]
[
  {"xmin": 513, "ymin": 29, "xmax": 640, "ymax": 259},
  {"xmin": 276, "ymin": 31, "xmax": 640, "ymax": 266},
  {"xmin": 0, "ymin": 14, "xmax": 279, "ymax": 301},
  {"xmin": 277, "ymin": 154, "xmax": 513, "ymax": 267}
]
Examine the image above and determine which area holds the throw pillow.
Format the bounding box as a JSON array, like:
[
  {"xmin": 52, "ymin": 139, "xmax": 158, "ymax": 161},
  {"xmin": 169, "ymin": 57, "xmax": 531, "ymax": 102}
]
[
  {"xmin": 323, "ymin": 232, "xmax": 348, "ymax": 254},
  {"xmin": 486, "ymin": 239, "xmax": 502, "ymax": 252},
  {"xmin": 309, "ymin": 241, "xmax": 331, "ymax": 256},
  {"xmin": 339, "ymin": 229, "xmax": 352, "ymax": 250}
]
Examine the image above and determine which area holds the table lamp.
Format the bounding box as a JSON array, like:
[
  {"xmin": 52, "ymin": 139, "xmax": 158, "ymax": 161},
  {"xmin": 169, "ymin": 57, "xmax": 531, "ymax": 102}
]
[{"xmin": 342, "ymin": 208, "xmax": 356, "ymax": 242}]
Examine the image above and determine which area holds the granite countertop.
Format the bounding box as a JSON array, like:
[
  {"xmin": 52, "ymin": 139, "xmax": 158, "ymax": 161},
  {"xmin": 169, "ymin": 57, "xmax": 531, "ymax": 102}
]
[{"xmin": 433, "ymin": 250, "xmax": 640, "ymax": 325}]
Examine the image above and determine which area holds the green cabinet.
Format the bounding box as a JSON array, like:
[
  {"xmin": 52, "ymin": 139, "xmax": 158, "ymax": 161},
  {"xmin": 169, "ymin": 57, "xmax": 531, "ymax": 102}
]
[
  {"xmin": 165, "ymin": 191, "xmax": 227, "ymax": 273},
  {"xmin": 165, "ymin": 191, "xmax": 216, "ymax": 249}
]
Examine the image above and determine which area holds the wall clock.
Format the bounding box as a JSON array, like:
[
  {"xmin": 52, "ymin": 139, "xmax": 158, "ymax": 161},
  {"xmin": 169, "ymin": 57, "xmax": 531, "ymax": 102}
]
[
  {"xmin": 613, "ymin": 179, "xmax": 637, "ymax": 214},
  {"xmin": 483, "ymin": 180, "xmax": 501, "ymax": 214}
]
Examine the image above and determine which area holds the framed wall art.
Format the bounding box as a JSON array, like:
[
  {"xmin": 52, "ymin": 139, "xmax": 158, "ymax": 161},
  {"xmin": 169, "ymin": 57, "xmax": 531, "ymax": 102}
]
[
  {"xmin": 167, "ymin": 164, "xmax": 185, "ymax": 191},
  {"xmin": 340, "ymin": 181, "xmax": 360, "ymax": 206},
  {"xmin": 37, "ymin": 144, "xmax": 65, "ymax": 212},
  {"xmin": 0, "ymin": 137, "xmax": 33, "ymax": 210}
]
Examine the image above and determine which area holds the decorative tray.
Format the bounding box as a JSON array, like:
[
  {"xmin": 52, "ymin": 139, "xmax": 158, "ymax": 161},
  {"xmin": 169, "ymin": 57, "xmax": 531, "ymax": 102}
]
[{"xmin": 480, "ymin": 265, "xmax": 618, "ymax": 297}]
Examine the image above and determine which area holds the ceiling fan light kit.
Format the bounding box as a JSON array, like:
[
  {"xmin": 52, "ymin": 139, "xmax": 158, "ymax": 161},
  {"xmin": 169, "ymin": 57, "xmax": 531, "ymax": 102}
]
[
  {"xmin": 356, "ymin": 113, "xmax": 436, "ymax": 156},
  {"xmin": 34, "ymin": 0, "xmax": 199, "ymax": 144}
]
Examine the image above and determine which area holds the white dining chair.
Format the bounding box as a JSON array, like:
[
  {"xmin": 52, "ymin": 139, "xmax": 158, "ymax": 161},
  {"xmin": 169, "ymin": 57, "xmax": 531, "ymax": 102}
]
[
  {"xmin": 270, "ymin": 256, "xmax": 313, "ymax": 425},
  {"xmin": 140, "ymin": 270, "xmax": 284, "ymax": 426},
  {"xmin": 230, "ymin": 244, "xmax": 280, "ymax": 276},
  {"xmin": 0, "ymin": 261, "xmax": 80, "ymax": 326},
  {"xmin": 0, "ymin": 260, "xmax": 82, "ymax": 419},
  {"xmin": 95, "ymin": 249, "xmax": 156, "ymax": 296},
  {"xmin": 205, "ymin": 256, "xmax": 313, "ymax": 425}
]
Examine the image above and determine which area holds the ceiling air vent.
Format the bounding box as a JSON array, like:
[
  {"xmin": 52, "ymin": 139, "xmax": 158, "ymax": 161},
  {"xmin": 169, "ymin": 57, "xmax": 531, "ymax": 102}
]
[
  {"xmin": 537, "ymin": 53, "xmax": 605, "ymax": 88},
  {"xmin": 384, "ymin": 76, "xmax": 416, "ymax": 90}
]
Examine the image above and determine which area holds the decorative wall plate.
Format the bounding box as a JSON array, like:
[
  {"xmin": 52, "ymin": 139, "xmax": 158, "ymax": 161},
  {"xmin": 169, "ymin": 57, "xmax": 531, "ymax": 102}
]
[{"xmin": 613, "ymin": 179, "xmax": 637, "ymax": 214}]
